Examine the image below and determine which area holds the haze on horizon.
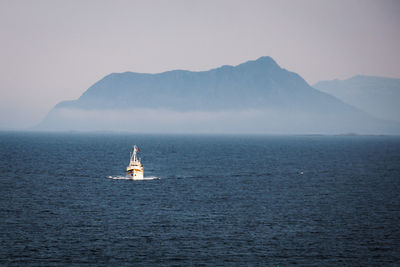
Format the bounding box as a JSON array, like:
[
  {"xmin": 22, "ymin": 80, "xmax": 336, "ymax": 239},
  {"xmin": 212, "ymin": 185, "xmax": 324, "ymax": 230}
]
[{"xmin": 0, "ymin": 0, "xmax": 399, "ymax": 130}]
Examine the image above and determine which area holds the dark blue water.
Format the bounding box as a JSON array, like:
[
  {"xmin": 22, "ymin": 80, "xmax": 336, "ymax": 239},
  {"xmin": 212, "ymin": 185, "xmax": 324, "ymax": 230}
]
[{"xmin": 0, "ymin": 132, "xmax": 399, "ymax": 265}]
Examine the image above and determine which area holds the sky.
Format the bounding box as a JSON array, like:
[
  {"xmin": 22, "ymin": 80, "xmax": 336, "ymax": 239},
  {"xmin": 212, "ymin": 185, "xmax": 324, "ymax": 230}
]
[{"xmin": 0, "ymin": 0, "xmax": 399, "ymax": 130}]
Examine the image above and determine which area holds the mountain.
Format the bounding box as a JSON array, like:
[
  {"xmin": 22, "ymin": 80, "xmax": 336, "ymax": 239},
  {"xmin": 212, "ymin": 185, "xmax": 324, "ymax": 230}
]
[
  {"xmin": 36, "ymin": 57, "xmax": 399, "ymax": 134},
  {"xmin": 314, "ymin": 75, "xmax": 400, "ymax": 122},
  {"xmin": 54, "ymin": 57, "xmax": 344, "ymax": 112}
]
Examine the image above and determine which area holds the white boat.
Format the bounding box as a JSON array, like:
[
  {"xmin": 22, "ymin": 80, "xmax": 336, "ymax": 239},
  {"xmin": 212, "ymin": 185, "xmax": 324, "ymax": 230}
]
[{"xmin": 126, "ymin": 145, "xmax": 144, "ymax": 180}]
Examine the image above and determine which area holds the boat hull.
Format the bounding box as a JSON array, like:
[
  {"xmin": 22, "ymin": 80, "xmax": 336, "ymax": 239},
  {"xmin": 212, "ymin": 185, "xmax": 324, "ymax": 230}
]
[{"xmin": 126, "ymin": 169, "xmax": 144, "ymax": 180}]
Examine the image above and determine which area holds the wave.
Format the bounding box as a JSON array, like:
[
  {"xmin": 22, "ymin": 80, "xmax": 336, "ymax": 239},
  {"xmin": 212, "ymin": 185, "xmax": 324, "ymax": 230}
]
[{"xmin": 107, "ymin": 176, "xmax": 159, "ymax": 180}]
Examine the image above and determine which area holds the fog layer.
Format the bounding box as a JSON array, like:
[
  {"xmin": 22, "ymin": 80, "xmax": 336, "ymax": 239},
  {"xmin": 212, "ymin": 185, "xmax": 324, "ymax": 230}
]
[{"xmin": 36, "ymin": 107, "xmax": 398, "ymax": 135}]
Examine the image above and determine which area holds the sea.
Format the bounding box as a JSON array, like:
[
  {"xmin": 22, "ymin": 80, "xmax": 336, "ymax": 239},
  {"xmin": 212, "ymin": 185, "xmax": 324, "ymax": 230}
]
[{"xmin": 0, "ymin": 132, "xmax": 399, "ymax": 265}]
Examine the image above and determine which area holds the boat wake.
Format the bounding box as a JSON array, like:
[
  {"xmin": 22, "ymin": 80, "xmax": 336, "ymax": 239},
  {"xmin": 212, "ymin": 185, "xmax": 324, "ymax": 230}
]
[{"xmin": 107, "ymin": 176, "xmax": 159, "ymax": 180}]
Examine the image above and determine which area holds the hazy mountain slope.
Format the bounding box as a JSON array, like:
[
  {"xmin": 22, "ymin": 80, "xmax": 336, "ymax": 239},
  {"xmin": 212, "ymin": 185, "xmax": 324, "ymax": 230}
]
[
  {"xmin": 314, "ymin": 75, "xmax": 400, "ymax": 122},
  {"xmin": 36, "ymin": 57, "xmax": 399, "ymax": 134},
  {"xmin": 55, "ymin": 57, "xmax": 348, "ymax": 112}
]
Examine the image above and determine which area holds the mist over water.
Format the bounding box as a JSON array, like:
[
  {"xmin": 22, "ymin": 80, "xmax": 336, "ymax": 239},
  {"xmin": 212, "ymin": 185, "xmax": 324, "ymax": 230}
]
[{"xmin": 37, "ymin": 107, "xmax": 399, "ymax": 134}]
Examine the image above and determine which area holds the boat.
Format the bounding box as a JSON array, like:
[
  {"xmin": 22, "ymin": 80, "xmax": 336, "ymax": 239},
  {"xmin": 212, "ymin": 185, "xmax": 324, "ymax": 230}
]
[{"xmin": 126, "ymin": 145, "xmax": 144, "ymax": 179}]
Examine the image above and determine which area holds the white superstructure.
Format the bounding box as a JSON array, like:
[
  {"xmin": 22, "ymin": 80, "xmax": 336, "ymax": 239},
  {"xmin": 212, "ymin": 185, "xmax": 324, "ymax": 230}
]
[{"xmin": 126, "ymin": 145, "xmax": 144, "ymax": 180}]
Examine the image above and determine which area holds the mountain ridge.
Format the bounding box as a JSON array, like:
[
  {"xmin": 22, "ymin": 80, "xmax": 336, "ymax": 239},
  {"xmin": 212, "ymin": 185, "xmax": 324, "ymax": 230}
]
[
  {"xmin": 314, "ymin": 75, "xmax": 400, "ymax": 122},
  {"xmin": 37, "ymin": 57, "xmax": 399, "ymax": 134},
  {"xmin": 54, "ymin": 56, "xmax": 348, "ymax": 112}
]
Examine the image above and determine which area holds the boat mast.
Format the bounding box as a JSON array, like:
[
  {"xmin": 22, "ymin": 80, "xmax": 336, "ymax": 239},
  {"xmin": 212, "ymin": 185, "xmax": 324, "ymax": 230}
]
[{"xmin": 133, "ymin": 145, "xmax": 137, "ymax": 162}]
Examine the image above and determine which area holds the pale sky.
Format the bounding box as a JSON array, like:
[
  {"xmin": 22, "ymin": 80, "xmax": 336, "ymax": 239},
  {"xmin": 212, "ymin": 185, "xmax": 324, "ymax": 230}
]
[{"xmin": 0, "ymin": 0, "xmax": 399, "ymax": 129}]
